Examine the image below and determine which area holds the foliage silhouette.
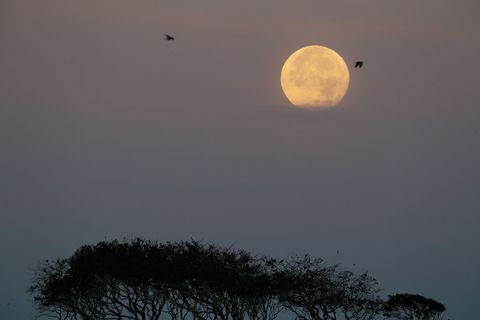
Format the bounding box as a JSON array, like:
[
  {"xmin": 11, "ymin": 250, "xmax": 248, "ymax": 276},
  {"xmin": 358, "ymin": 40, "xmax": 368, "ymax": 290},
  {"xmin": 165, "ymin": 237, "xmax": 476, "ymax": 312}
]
[
  {"xmin": 383, "ymin": 293, "xmax": 446, "ymax": 320},
  {"xmin": 30, "ymin": 239, "xmax": 446, "ymax": 320},
  {"xmin": 276, "ymin": 255, "xmax": 382, "ymax": 320},
  {"xmin": 30, "ymin": 240, "xmax": 282, "ymax": 320}
]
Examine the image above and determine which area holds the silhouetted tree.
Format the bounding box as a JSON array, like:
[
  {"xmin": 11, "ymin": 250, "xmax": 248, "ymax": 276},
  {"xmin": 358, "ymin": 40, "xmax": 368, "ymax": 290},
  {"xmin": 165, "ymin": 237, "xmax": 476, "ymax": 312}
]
[
  {"xmin": 337, "ymin": 271, "xmax": 383, "ymax": 320},
  {"xmin": 30, "ymin": 239, "xmax": 283, "ymax": 320},
  {"xmin": 383, "ymin": 293, "xmax": 446, "ymax": 320},
  {"xmin": 167, "ymin": 241, "xmax": 282, "ymax": 320},
  {"xmin": 30, "ymin": 240, "xmax": 443, "ymax": 320},
  {"xmin": 30, "ymin": 239, "xmax": 179, "ymax": 320},
  {"xmin": 277, "ymin": 255, "xmax": 382, "ymax": 320}
]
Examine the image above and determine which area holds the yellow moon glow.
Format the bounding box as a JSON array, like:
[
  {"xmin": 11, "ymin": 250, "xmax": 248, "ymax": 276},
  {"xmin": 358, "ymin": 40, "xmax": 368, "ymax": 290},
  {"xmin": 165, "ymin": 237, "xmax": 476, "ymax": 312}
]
[{"xmin": 281, "ymin": 45, "xmax": 350, "ymax": 109}]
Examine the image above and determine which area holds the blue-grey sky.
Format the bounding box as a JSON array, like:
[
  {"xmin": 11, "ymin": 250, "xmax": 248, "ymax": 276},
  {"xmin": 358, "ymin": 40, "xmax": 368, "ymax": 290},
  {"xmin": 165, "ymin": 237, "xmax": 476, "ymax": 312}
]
[{"xmin": 1, "ymin": 1, "xmax": 479, "ymax": 319}]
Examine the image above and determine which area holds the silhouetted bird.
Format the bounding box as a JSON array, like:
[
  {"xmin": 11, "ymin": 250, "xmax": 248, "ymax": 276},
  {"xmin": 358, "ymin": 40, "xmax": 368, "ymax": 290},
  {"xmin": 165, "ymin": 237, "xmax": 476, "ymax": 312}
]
[
  {"xmin": 355, "ymin": 61, "xmax": 364, "ymax": 68},
  {"xmin": 336, "ymin": 250, "xmax": 340, "ymax": 254},
  {"xmin": 164, "ymin": 34, "xmax": 175, "ymax": 41}
]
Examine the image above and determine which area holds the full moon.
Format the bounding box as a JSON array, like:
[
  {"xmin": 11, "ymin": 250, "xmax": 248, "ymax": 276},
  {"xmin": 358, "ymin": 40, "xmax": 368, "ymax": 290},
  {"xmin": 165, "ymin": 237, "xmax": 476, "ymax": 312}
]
[{"xmin": 280, "ymin": 45, "xmax": 350, "ymax": 109}]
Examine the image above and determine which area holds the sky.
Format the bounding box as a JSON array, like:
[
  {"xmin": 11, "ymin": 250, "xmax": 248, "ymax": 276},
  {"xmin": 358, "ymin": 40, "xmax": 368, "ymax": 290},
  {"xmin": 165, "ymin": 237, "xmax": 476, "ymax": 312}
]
[{"xmin": 1, "ymin": 0, "xmax": 479, "ymax": 319}]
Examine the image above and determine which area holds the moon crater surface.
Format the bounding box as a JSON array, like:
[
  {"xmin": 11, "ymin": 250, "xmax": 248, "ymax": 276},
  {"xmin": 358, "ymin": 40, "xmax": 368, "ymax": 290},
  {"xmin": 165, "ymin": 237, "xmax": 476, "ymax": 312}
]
[{"xmin": 281, "ymin": 45, "xmax": 350, "ymax": 109}]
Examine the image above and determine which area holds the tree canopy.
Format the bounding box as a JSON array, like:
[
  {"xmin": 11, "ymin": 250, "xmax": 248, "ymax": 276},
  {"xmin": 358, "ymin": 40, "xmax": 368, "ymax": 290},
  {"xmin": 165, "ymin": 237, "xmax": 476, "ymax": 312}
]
[
  {"xmin": 383, "ymin": 293, "xmax": 446, "ymax": 320},
  {"xmin": 276, "ymin": 255, "xmax": 382, "ymax": 320},
  {"xmin": 29, "ymin": 239, "xmax": 445, "ymax": 320}
]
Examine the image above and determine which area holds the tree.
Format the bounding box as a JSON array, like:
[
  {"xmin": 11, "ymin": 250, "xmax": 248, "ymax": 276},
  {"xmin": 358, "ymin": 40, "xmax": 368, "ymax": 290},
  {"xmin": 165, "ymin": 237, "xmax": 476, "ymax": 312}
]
[
  {"xmin": 383, "ymin": 293, "xmax": 446, "ymax": 320},
  {"xmin": 168, "ymin": 242, "xmax": 282, "ymax": 320},
  {"xmin": 276, "ymin": 255, "xmax": 382, "ymax": 320},
  {"xmin": 30, "ymin": 239, "xmax": 179, "ymax": 320},
  {"xmin": 30, "ymin": 239, "xmax": 283, "ymax": 320},
  {"xmin": 336, "ymin": 271, "xmax": 383, "ymax": 320},
  {"xmin": 30, "ymin": 239, "xmax": 444, "ymax": 320}
]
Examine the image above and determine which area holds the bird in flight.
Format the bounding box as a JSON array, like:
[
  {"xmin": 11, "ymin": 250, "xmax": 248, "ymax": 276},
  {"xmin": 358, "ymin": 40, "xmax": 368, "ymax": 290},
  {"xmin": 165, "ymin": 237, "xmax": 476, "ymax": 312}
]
[
  {"xmin": 164, "ymin": 34, "xmax": 175, "ymax": 41},
  {"xmin": 354, "ymin": 61, "xmax": 364, "ymax": 68}
]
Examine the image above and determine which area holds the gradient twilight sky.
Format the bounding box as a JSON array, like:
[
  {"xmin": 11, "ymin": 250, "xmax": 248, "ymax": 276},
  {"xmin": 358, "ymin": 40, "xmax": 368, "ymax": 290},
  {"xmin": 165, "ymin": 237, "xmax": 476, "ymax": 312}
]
[{"xmin": 1, "ymin": 1, "xmax": 479, "ymax": 319}]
